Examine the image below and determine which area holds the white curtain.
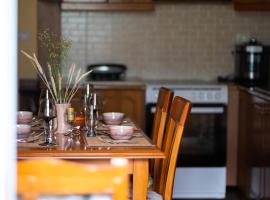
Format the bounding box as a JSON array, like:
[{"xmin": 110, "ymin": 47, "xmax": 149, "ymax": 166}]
[{"xmin": 0, "ymin": 0, "xmax": 17, "ymax": 199}]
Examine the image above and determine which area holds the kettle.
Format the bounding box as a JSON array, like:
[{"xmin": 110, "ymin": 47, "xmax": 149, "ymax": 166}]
[{"xmin": 234, "ymin": 38, "xmax": 270, "ymax": 86}]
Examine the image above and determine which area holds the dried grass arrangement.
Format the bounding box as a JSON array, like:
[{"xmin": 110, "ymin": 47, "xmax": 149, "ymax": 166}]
[{"xmin": 21, "ymin": 30, "xmax": 92, "ymax": 104}]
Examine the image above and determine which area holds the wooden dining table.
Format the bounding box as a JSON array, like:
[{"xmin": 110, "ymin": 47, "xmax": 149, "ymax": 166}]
[{"xmin": 17, "ymin": 119, "xmax": 164, "ymax": 200}]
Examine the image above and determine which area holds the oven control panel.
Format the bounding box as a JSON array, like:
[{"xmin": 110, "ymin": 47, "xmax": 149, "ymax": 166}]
[{"xmin": 146, "ymin": 84, "xmax": 228, "ymax": 104}]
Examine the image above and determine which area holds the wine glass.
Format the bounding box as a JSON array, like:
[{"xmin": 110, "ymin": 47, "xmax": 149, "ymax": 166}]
[{"xmin": 38, "ymin": 90, "xmax": 57, "ymax": 146}]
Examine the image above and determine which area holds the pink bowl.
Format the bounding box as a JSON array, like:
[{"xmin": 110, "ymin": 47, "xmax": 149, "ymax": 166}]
[
  {"xmin": 17, "ymin": 111, "xmax": 33, "ymax": 124},
  {"xmin": 109, "ymin": 125, "xmax": 134, "ymax": 140},
  {"xmin": 102, "ymin": 112, "xmax": 124, "ymax": 125},
  {"xmin": 17, "ymin": 124, "xmax": 31, "ymax": 139}
]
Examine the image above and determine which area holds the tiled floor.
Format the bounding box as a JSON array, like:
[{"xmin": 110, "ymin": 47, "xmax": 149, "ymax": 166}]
[{"xmin": 173, "ymin": 187, "xmax": 241, "ymax": 200}]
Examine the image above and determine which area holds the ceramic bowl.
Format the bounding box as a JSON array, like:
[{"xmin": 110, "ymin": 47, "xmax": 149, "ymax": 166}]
[
  {"xmin": 102, "ymin": 112, "xmax": 124, "ymax": 125},
  {"xmin": 109, "ymin": 125, "xmax": 134, "ymax": 140},
  {"xmin": 17, "ymin": 124, "xmax": 31, "ymax": 139},
  {"xmin": 17, "ymin": 111, "xmax": 33, "ymax": 124}
]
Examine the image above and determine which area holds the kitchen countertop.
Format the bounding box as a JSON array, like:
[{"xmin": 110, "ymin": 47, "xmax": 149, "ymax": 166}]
[
  {"xmin": 239, "ymin": 85, "xmax": 270, "ymax": 101},
  {"xmin": 84, "ymin": 79, "xmax": 146, "ymax": 89}
]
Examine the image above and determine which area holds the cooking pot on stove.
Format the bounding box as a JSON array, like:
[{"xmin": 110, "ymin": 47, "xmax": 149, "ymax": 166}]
[
  {"xmin": 234, "ymin": 38, "xmax": 270, "ymax": 86},
  {"xmin": 87, "ymin": 64, "xmax": 127, "ymax": 81}
]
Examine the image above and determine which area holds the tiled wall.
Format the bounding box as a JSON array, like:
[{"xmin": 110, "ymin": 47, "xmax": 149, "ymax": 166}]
[{"xmin": 62, "ymin": 2, "xmax": 270, "ymax": 81}]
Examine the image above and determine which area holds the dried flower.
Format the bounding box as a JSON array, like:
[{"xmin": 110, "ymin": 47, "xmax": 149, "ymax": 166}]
[{"xmin": 21, "ymin": 30, "xmax": 92, "ymax": 104}]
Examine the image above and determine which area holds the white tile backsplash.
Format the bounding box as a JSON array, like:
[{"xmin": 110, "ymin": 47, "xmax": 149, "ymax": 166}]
[{"xmin": 62, "ymin": 2, "xmax": 270, "ymax": 81}]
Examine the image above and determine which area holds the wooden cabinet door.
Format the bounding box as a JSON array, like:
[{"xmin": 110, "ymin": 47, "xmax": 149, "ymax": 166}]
[
  {"xmin": 262, "ymin": 102, "xmax": 270, "ymax": 200},
  {"xmin": 238, "ymin": 90, "xmax": 270, "ymax": 200},
  {"xmin": 70, "ymin": 87, "xmax": 145, "ymax": 130},
  {"xmin": 234, "ymin": 0, "xmax": 270, "ymax": 11},
  {"xmin": 61, "ymin": 0, "xmax": 154, "ymax": 11},
  {"xmin": 238, "ymin": 90, "xmax": 254, "ymax": 200},
  {"xmin": 250, "ymin": 98, "xmax": 265, "ymax": 200},
  {"xmin": 95, "ymin": 88, "xmax": 145, "ymax": 130}
]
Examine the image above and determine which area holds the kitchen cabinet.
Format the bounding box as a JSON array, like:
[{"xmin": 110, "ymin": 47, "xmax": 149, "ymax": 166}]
[
  {"xmin": 61, "ymin": 0, "xmax": 154, "ymax": 11},
  {"xmin": 234, "ymin": 0, "xmax": 270, "ymax": 11},
  {"xmin": 237, "ymin": 87, "xmax": 270, "ymax": 200},
  {"xmin": 38, "ymin": 0, "xmax": 61, "ymax": 69},
  {"xmin": 227, "ymin": 85, "xmax": 240, "ymax": 186},
  {"xmin": 71, "ymin": 82, "xmax": 146, "ymax": 130}
]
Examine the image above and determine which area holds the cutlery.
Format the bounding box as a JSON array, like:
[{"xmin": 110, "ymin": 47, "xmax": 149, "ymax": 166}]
[
  {"xmin": 17, "ymin": 137, "xmax": 40, "ymax": 143},
  {"xmin": 96, "ymin": 136, "xmax": 136, "ymax": 144},
  {"xmin": 17, "ymin": 131, "xmax": 44, "ymax": 143}
]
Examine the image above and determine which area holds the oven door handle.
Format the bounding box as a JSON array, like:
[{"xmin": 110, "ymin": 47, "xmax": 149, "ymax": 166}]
[{"xmin": 191, "ymin": 107, "xmax": 224, "ymax": 114}]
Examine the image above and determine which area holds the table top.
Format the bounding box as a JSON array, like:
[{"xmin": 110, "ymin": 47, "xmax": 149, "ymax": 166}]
[{"xmin": 17, "ymin": 120, "xmax": 164, "ymax": 160}]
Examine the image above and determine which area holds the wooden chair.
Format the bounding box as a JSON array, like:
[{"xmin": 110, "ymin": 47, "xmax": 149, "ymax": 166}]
[
  {"xmin": 151, "ymin": 87, "xmax": 174, "ymax": 149},
  {"xmin": 151, "ymin": 96, "xmax": 192, "ymax": 200},
  {"xmin": 150, "ymin": 87, "xmax": 173, "ymax": 188},
  {"xmin": 17, "ymin": 158, "xmax": 129, "ymax": 200}
]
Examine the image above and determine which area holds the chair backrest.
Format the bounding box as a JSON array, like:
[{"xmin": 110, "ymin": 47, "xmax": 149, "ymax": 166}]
[
  {"xmin": 151, "ymin": 87, "xmax": 174, "ymax": 149},
  {"xmin": 150, "ymin": 87, "xmax": 173, "ymax": 188},
  {"xmin": 17, "ymin": 158, "xmax": 129, "ymax": 200},
  {"xmin": 155, "ymin": 96, "xmax": 192, "ymax": 200}
]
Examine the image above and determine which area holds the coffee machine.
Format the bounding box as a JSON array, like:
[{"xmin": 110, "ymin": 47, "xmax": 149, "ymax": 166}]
[{"xmin": 234, "ymin": 38, "xmax": 270, "ymax": 86}]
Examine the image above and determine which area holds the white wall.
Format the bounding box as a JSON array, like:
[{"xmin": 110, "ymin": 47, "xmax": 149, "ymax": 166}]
[
  {"xmin": 62, "ymin": 2, "xmax": 270, "ymax": 81},
  {"xmin": 0, "ymin": 0, "xmax": 17, "ymax": 199}
]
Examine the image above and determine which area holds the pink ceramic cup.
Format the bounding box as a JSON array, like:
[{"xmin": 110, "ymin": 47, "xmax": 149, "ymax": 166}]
[{"xmin": 109, "ymin": 125, "xmax": 134, "ymax": 140}]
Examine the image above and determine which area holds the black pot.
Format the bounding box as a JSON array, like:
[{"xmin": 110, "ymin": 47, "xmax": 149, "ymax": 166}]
[
  {"xmin": 234, "ymin": 38, "xmax": 270, "ymax": 86},
  {"xmin": 87, "ymin": 64, "xmax": 127, "ymax": 81}
]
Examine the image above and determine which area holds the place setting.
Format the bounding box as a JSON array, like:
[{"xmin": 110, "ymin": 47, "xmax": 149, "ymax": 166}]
[{"xmin": 82, "ymin": 111, "xmax": 153, "ymax": 147}]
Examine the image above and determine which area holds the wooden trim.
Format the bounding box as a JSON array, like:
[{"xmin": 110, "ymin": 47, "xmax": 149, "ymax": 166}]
[
  {"xmin": 61, "ymin": 2, "xmax": 154, "ymax": 11},
  {"xmin": 18, "ymin": 149, "xmax": 165, "ymax": 159},
  {"xmin": 234, "ymin": 2, "xmax": 270, "ymax": 11},
  {"xmin": 226, "ymin": 85, "xmax": 239, "ymax": 186}
]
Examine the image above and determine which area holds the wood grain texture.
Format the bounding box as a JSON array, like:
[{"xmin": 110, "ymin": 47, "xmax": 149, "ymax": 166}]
[
  {"xmin": 150, "ymin": 87, "xmax": 174, "ymax": 189},
  {"xmin": 234, "ymin": 0, "xmax": 270, "ymax": 11},
  {"xmin": 227, "ymin": 85, "xmax": 240, "ymax": 186},
  {"xmin": 154, "ymin": 96, "xmax": 192, "ymax": 200},
  {"xmin": 61, "ymin": 2, "xmax": 154, "ymax": 11},
  {"xmin": 17, "ymin": 119, "xmax": 164, "ymax": 200},
  {"xmin": 17, "ymin": 158, "xmax": 129, "ymax": 200},
  {"xmin": 71, "ymin": 86, "xmax": 145, "ymax": 130},
  {"xmin": 133, "ymin": 159, "xmax": 149, "ymax": 200}
]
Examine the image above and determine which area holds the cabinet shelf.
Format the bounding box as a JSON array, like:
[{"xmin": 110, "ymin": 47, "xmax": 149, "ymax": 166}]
[{"xmin": 61, "ymin": 1, "xmax": 154, "ymax": 11}]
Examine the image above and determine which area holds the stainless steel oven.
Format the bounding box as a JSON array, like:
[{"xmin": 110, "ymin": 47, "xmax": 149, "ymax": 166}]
[{"xmin": 145, "ymin": 82, "xmax": 228, "ymax": 199}]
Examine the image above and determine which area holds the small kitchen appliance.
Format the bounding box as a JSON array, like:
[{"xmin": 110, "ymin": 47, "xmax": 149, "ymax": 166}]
[{"xmin": 234, "ymin": 38, "xmax": 270, "ymax": 86}]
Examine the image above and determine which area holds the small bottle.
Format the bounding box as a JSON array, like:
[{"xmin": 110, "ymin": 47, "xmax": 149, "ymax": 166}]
[
  {"xmin": 67, "ymin": 107, "xmax": 75, "ymax": 122},
  {"xmin": 66, "ymin": 107, "xmax": 76, "ymax": 136}
]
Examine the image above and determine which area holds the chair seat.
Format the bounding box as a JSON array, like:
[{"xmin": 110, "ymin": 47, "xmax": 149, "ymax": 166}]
[
  {"xmin": 129, "ymin": 175, "xmax": 162, "ymax": 200},
  {"xmin": 147, "ymin": 191, "xmax": 163, "ymax": 200}
]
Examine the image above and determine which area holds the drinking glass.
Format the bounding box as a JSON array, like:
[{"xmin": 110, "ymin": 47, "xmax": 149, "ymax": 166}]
[
  {"xmin": 38, "ymin": 90, "xmax": 57, "ymax": 146},
  {"xmin": 85, "ymin": 104, "xmax": 96, "ymax": 137}
]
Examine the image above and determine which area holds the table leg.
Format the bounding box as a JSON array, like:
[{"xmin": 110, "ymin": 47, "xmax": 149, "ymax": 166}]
[{"xmin": 133, "ymin": 159, "xmax": 149, "ymax": 200}]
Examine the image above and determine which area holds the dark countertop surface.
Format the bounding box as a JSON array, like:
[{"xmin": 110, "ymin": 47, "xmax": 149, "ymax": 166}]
[{"xmin": 239, "ymin": 85, "xmax": 270, "ymax": 101}]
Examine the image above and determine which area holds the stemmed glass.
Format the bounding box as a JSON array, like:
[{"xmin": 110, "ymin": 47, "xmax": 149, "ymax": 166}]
[
  {"xmin": 38, "ymin": 90, "xmax": 57, "ymax": 146},
  {"xmin": 85, "ymin": 105, "xmax": 97, "ymax": 137}
]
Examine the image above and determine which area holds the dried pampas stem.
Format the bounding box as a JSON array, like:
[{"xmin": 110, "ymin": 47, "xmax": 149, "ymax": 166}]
[{"xmin": 21, "ymin": 50, "xmax": 91, "ymax": 104}]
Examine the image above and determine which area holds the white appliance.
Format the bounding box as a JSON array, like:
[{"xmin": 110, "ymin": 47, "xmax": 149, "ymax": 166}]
[{"xmin": 145, "ymin": 80, "xmax": 228, "ymax": 199}]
